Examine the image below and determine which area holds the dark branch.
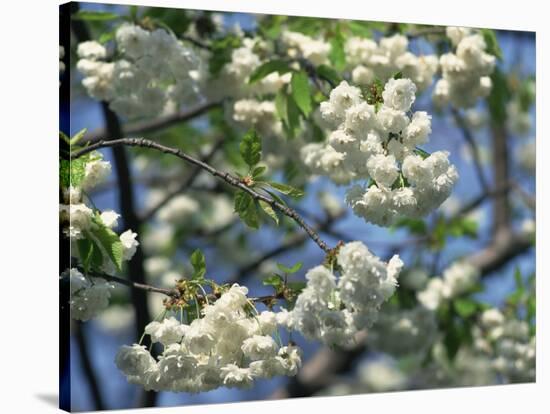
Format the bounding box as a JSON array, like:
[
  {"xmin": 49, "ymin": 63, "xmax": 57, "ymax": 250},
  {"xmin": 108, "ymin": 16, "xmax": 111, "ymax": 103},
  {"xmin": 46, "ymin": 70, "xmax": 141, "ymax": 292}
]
[
  {"xmin": 73, "ymin": 138, "xmax": 332, "ymax": 254},
  {"xmin": 452, "ymin": 108, "xmax": 490, "ymax": 194}
]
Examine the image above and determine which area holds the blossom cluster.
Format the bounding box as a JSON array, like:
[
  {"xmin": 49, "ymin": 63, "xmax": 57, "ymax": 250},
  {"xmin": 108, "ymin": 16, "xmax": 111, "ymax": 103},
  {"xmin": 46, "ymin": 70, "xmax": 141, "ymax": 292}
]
[
  {"xmin": 279, "ymin": 241, "xmax": 403, "ymax": 347},
  {"xmin": 64, "ymin": 268, "xmax": 114, "ymax": 321},
  {"xmin": 302, "ymin": 78, "xmax": 458, "ymax": 226},
  {"xmin": 367, "ymin": 305, "xmax": 438, "ymax": 356},
  {"xmin": 76, "ymin": 24, "xmax": 201, "ymax": 119},
  {"xmin": 60, "ymin": 152, "xmax": 139, "ymax": 319},
  {"xmin": 345, "ymin": 34, "xmax": 438, "ymax": 91},
  {"xmin": 281, "ymin": 31, "xmax": 331, "ymax": 66},
  {"xmin": 115, "ymin": 284, "xmax": 301, "ymax": 392},
  {"xmin": 206, "ymin": 37, "xmax": 291, "ymax": 100},
  {"xmin": 433, "ymin": 27, "xmax": 495, "ymax": 108},
  {"xmin": 474, "ymin": 308, "xmax": 536, "ymax": 383},
  {"xmin": 417, "ymin": 261, "xmax": 480, "ymax": 310}
]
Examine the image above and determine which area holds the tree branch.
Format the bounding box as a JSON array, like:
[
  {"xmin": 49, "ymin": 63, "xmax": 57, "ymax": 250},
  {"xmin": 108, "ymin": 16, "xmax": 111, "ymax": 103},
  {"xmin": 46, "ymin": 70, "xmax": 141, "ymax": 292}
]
[
  {"xmin": 72, "ymin": 138, "xmax": 333, "ymax": 254},
  {"xmin": 74, "ymin": 322, "xmax": 106, "ymax": 411},
  {"xmin": 452, "ymin": 108, "xmax": 490, "ymax": 194}
]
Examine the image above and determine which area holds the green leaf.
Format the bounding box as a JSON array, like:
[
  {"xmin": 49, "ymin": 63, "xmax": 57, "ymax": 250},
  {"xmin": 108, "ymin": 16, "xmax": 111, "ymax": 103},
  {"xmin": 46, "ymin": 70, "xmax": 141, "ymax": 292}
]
[
  {"xmin": 277, "ymin": 261, "xmax": 303, "ymax": 274},
  {"xmin": 328, "ymin": 30, "xmax": 346, "ymax": 71},
  {"xmin": 453, "ymin": 298, "xmax": 478, "ymax": 318},
  {"xmin": 264, "ymin": 189, "xmax": 287, "ymax": 207},
  {"xmin": 268, "ymin": 181, "xmax": 304, "ymax": 198},
  {"xmin": 92, "ymin": 220, "xmax": 124, "ymax": 272},
  {"xmin": 77, "ymin": 238, "xmax": 94, "ymax": 274},
  {"xmin": 72, "ymin": 10, "xmax": 120, "ymax": 21},
  {"xmin": 60, "ymin": 131, "xmax": 71, "ymax": 145},
  {"xmin": 316, "ymin": 65, "xmax": 341, "ymax": 86},
  {"xmin": 248, "ymin": 60, "xmax": 292, "ymax": 84},
  {"xmin": 393, "ymin": 218, "xmax": 427, "ymax": 235},
  {"xmin": 234, "ymin": 190, "xmax": 253, "ymax": 212},
  {"xmin": 234, "ymin": 191, "xmax": 259, "ymax": 229},
  {"xmin": 190, "ymin": 249, "xmax": 206, "ymax": 279},
  {"xmin": 414, "ymin": 147, "xmax": 431, "ymax": 159},
  {"xmin": 291, "ymin": 71, "xmax": 312, "ymax": 117},
  {"xmin": 487, "ymin": 68, "xmax": 510, "ymax": 125},
  {"xmin": 70, "ymin": 128, "xmax": 87, "ymax": 146},
  {"xmin": 240, "ymin": 129, "xmax": 262, "ymax": 167},
  {"xmin": 480, "ymin": 29, "xmax": 503, "ymax": 60},
  {"xmin": 284, "ymin": 94, "xmax": 301, "ymax": 139},
  {"xmin": 259, "ymin": 200, "xmax": 279, "ymax": 225},
  {"xmin": 393, "ymin": 71, "xmax": 403, "ymax": 80},
  {"xmin": 251, "ymin": 165, "xmax": 267, "ymax": 179},
  {"xmin": 263, "ymin": 274, "xmax": 283, "ymax": 290},
  {"xmin": 275, "ymin": 89, "xmax": 288, "ymax": 125},
  {"xmin": 514, "ymin": 266, "xmax": 524, "ymax": 290},
  {"xmin": 208, "ymin": 35, "xmax": 242, "ymax": 75},
  {"xmin": 99, "ymin": 31, "xmax": 115, "ymax": 44}
]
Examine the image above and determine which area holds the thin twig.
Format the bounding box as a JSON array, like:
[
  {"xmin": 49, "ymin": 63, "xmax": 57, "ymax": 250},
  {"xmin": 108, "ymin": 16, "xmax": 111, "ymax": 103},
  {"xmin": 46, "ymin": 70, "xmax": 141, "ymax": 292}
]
[
  {"xmin": 452, "ymin": 108, "xmax": 490, "ymax": 193},
  {"xmin": 72, "ymin": 138, "xmax": 332, "ymax": 254}
]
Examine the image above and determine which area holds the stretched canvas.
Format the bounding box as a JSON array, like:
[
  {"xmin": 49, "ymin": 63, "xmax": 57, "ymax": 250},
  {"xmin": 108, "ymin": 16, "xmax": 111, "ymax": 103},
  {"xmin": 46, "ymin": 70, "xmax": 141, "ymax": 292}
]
[{"xmin": 59, "ymin": 1, "xmax": 536, "ymax": 411}]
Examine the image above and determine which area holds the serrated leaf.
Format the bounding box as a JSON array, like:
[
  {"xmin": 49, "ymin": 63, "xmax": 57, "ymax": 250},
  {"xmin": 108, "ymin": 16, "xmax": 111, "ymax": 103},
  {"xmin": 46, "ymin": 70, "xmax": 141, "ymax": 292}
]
[
  {"xmin": 291, "ymin": 71, "xmax": 312, "ymax": 117},
  {"xmin": 92, "ymin": 220, "xmax": 124, "ymax": 272},
  {"xmin": 240, "ymin": 129, "xmax": 262, "ymax": 167},
  {"xmin": 264, "ymin": 189, "xmax": 287, "ymax": 207},
  {"xmin": 454, "ymin": 298, "xmax": 478, "ymax": 318},
  {"xmin": 268, "ymin": 181, "xmax": 304, "ymax": 198},
  {"xmin": 234, "ymin": 191, "xmax": 259, "ymax": 229},
  {"xmin": 328, "ymin": 30, "xmax": 346, "ymax": 71},
  {"xmin": 480, "ymin": 29, "xmax": 502, "ymax": 60},
  {"xmin": 72, "ymin": 10, "xmax": 120, "ymax": 21},
  {"xmin": 263, "ymin": 274, "xmax": 283, "ymax": 289},
  {"xmin": 259, "ymin": 200, "xmax": 279, "ymax": 225},
  {"xmin": 251, "ymin": 165, "xmax": 267, "ymax": 179},
  {"xmin": 414, "ymin": 147, "xmax": 431, "ymax": 159},
  {"xmin": 77, "ymin": 238, "xmax": 94, "ymax": 274},
  {"xmin": 316, "ymin": 65, "xmax": 341, "ymax": 86},
  {"xmin": 99, "ymin": 31, "xmax": 115, "ymax": 44},
  {"xmin": 70, "ymin": 128, "xmax": 87, "ymax": 146},
  {"xmin": 248, "ymin": 59, "xmax": 292, "ymax": 84},
  {"xmin": 190, "ymin": 249, "xmax": 206, "ymax": 279},
  {"xmin": 284, "ymin": 94, "xmax": 301, "ymax": 139},
  {"xmin": 277, "ymin": 261, "xmax": 303, "ymax": 274}
]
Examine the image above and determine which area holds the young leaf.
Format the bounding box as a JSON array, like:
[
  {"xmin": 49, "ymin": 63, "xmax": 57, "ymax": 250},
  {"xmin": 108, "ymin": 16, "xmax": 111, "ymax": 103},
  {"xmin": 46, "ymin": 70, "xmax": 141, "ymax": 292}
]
[
  {"xmin": 316, "ymin": 65, "xmax": 341, "ymax": 86},
  {"xmin": 248, "ymin": 60, "xmax": 292, "ymax": 84},
  {"xmin": 234, "ymin": 191, "xmax": 259, "ymax": 229},
  {"xmin": 453, "ymin": 298, "xmax": 478, "ymax": 318},
  {"xmin": 264, "ymin": 189, "xmax": 287, "ymax": 207},
  {"xmin": 259, "ymin": 200, "xmax": 279, "ymax": 225},
  {"xmin": 277, "ymin": 261, "xmax": 303, "ymax": 274},
  {"xmin": 291, "ymin": 71, "xmax": 312, "ymax": 117},
  {"xmin": 70, "ymin": 128, "xmax": 87, "ymax": 146},
  {"xmin": 268, "ymin": 181, "xmax": 304, "ymax": 198},
  {"xmin": 251, "ymin": 165, "xmax": 267, "ymax": 179},
  {"xmin": 263, "ymin": 274, "xmax": 283, "ymax": 291},
  {"xmin": 287, "ymin": 281, "xmax": 307, "ymax": 294},
  {"xmin": 240, "ymin": 129, "xmax": 262, "ymax": 167},
  {"xmin": 328, "ymin": 30, "xmax": 346, "ymax": 71},
  {"xmin": 190, "ymin": 249, "xmax": 206, "ymax": 279},
  {"xmin": 480, "ymin": 29, "xmax": 503, "ymax": 60},
  {"xmin": 92, "ymin": 221, "xmax": 124, "ymax": 272}
]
